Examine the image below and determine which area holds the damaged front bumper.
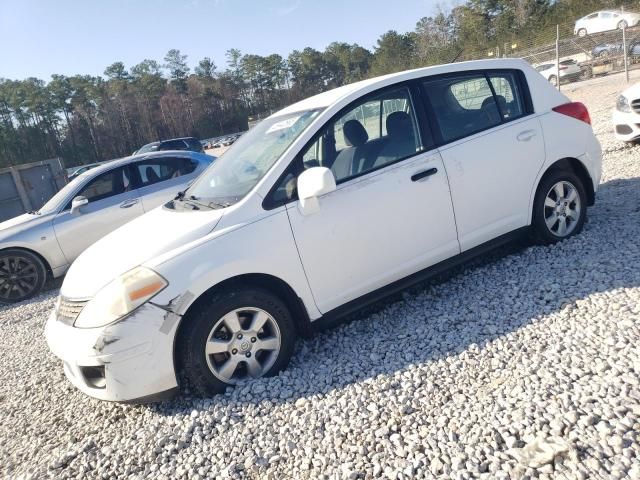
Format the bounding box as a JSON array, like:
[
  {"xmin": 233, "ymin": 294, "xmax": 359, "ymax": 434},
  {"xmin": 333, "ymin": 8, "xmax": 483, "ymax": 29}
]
[{"xmin": 45, "ymin": 303, "xmax": 180, "ymax": 402}]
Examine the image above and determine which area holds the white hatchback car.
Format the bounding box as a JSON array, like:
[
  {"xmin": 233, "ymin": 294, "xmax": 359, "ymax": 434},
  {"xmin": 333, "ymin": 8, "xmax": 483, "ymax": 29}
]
[
  {"xmin": 574, "ymin": 10, "xmax": 640, "ymax": 37},
  {"xmin": 46, "ymin": 59, "xmax": 602, "ymax": 402},
  {"xmin": 613, "ymin": 82, "xmax": 640, "ymax": 141},
  {"xmin": 535, "ymin": 60, "xmax": 582, "ymax": 87}
]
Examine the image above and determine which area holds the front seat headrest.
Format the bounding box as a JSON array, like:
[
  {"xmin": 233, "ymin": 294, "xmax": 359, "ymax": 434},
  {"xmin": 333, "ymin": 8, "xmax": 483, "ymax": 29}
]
[
  {"xmin": 343, "ymin": 120, "xmax": 369, "ymax": 147},
  {"xmin": 386, "ymin": 111, "xmax": 413, "ymax": 138}
]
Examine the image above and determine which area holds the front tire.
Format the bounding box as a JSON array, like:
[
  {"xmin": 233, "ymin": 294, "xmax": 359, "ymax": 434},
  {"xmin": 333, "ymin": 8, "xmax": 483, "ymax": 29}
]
[
  {"xmin": 577, "ymin": 28, "xmax": 587, "ymax": 37},
  {"xmin": 0, "ymin": 249, "xmax": 47, "ymax": 303},
  {"xmin": 177, "ymin": 287, "xmax": 296, "ymax": 396},
  {"xmin": 549, "ymin": 75, "xmax": 558, "ymax": 87},
  {"xmin": 531, "ymin": 171, "xmax": 587, "ymax": 244},
  {"xmin": 618, "ymin": 20, "xmax": 628, "ymax": 30}
]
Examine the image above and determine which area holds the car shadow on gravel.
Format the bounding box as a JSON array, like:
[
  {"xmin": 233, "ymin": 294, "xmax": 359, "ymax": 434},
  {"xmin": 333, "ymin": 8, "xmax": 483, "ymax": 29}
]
[{"xmin": 143, "ymin": 175, "xmax": 640, "ymax": 416}]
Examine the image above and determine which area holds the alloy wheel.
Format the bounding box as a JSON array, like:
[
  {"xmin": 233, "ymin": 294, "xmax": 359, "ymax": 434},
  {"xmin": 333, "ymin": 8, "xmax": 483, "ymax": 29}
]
[
  {"xmin": 543, "ymin": 181, "xmax": 581, "ymax": 238},
  {"xmin": 204, "ymin": 307, "xmax": 281, "ymax": 384},
  {"xmin": 0, "ymin": 255, "xmax": 39, "ymax": 301}
]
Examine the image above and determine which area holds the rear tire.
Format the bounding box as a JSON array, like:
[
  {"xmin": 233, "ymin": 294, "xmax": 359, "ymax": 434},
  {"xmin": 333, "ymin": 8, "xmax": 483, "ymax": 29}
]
[
  {"xmin": 577, "ymin": 28, "xmax": 587, "ymax": 37},
  {"xmin": 0, "ymin": 249, "xmax": 47, "ymax": 303},
  {"xmin": 549, "ymin": 75, "xmax": 558, "ymax": 87},
  {"xmin": 531, "ymin": 170, "xmax": 587, "ymax": 245},
  {"xmin": 618, "ymin": 20, "xmax": 628, "ymax": 30},
  {"xmin": 177, "ymin": 287, "xmax": 296, "ymax": 396},
  {"xmin": 580, "ymin": 66, "xmax": 593, "ymax": 80}
]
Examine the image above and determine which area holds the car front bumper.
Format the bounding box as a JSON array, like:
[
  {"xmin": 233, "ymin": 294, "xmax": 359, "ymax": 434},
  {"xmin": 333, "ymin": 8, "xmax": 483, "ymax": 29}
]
[
  {"xmin": 45, "ymin": 303, "xmax": 179, "ymax": 402},
  {"xmin": 612, "ymin": 108, "xmax": 640, "ymax": 142}
]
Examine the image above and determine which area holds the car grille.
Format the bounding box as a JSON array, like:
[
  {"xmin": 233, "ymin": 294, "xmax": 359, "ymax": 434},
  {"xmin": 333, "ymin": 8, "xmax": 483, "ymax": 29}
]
[
  {"xmin": 57, "ymin": 297, "xmax": 89, "ymax": 326},
  {"xmin": 632, "ymin": 99, "xmax": 640, "ymax": 114}
]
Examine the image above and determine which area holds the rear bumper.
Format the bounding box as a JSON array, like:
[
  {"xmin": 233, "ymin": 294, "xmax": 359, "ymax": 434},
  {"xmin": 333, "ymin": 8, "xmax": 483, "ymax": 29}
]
[
  {"xmin": 45, "ymin": 303, "xmax": 179, "ymax": 402},
  {"xmin": 612, "ymin": 108, "xmax": 640, "ymax": 142}
]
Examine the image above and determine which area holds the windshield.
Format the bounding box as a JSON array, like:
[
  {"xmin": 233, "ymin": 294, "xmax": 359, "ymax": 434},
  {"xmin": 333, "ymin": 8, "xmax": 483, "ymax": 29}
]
[
  {"xmin": 185, "ymin": 109, "xmax": 322, "ymax": 206},
  {"xmin": 136, "ymin": 142, "xmax": 159, "ymax": 155}
]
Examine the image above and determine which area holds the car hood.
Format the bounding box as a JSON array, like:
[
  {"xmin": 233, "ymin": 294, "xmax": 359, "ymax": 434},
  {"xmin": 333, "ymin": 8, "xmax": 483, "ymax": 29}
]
[
  {"xmin": 0, "ymin": 212, "xmax": 54, "ymax": 243},
  {"xmin": 61, "ymin": 205, "xmax": 224, "ymax": 298},
  {"xmin": 621, "ymin": 82, "xmax": 640, "ymax": 100}
]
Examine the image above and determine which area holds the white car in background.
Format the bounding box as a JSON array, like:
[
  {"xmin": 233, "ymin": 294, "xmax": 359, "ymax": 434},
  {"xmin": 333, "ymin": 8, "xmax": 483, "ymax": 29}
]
[
  {"xmin": 574, "ymin": 10, "xmax": 640, "ymax": 37},
  {"xmin": 46, "ymin": 58, "xmax": 602, "ymax": 402},
  {"xmin": 535, "ymin": 60, "xmax": 582, "ymax": 87},
  {"xmin": 613, "ymin": 82, "xmax": 640, "ymax": 141}
]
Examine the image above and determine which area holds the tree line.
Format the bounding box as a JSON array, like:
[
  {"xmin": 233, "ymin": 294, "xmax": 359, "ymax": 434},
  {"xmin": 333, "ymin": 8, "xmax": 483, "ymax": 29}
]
[{"xmin": 0, "ymin": 0, "xmax": 636, "ymax": 168}]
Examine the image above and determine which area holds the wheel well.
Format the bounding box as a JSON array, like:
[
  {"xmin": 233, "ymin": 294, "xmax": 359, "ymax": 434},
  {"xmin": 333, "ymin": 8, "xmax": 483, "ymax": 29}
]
[
  {"xmin": 0, "ymin": 246, "xmax": 53, "ymax": 278},
  {"xmin": 175, "ymin": 273, "xmax": 312, "ymax": 343},
  {"xmin": 541, "ymin": 158, "xmax": 595, "ymax": 206}
]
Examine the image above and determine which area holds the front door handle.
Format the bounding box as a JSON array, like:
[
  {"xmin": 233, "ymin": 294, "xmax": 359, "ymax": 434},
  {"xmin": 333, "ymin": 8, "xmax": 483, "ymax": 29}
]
[
  {"xmin": 517, "ymin": 130, "xmax": 537, "ymax": 142},
  {"xmin": 120, "ymin": 199, "xmax": 139, "ymax": 209},
  {"xmin": 411, "ymin": 168, "xmax": 438, "ymax": 182}
]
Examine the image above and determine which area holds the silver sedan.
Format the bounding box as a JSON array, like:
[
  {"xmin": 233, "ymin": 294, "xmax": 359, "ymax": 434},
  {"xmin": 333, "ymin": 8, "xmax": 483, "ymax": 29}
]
[{"xmin": 0, "ymin": 150, "xmax": 214, "ymax": 303}]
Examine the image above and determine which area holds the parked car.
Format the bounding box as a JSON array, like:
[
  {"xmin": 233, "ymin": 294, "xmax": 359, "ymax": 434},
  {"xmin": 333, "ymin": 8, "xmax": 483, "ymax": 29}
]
[
  {"xmin": 0, "ymin": 151, "xmax": 214, "ymax": 303},
  {"xmin": 535, "ymin": 60, "xmax": 582, "ymax": 86},
  {"xmin": 591, "ymin": 38, "xmax": 640, "ymax": 58},
  {"xmin": 45, "ymin": 58, "xmax": 601, "ymax": 402},
  {"xmin": 67, "ymin": 162, "xmax": 104, "ymax": 181},
  {"xmin": 574, "ymin": 10, "xmax": 640, "ymax": 37},
  {"xmin": 612, "ymin": 82, "xmax": 640, "ymax": 141},
  {"xmin": 134, "ymin": 137, "xmax": 205, "ymax": 155}
]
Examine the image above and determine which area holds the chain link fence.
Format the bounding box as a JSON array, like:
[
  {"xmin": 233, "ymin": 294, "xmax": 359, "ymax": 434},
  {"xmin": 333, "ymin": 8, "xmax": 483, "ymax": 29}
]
[{"xmin": 456, "ymin": 14, "xmax": 640, "ymax": 90}]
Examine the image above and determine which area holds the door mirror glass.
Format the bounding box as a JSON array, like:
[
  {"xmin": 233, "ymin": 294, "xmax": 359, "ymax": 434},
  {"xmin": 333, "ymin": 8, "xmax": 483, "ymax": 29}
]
[
  {"xmin": 297, "ymin": 167, "xmax": 336, "ymax": 215},
  {"xmin": 71, "ymin": 196, "xmax": 89, "ymax": 215}
]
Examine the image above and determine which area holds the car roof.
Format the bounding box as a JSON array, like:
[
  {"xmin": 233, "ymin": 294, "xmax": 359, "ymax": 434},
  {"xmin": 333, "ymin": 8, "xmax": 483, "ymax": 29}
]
[
  {"xmin": 75, "ymin": 150, "xmax": 206, "ymax": 179},
  {"xmin": 160, "ymin": 136, "xmax": 198, "ymax": 142},
  {"xmin": 275, "ymin": 58, "xmax": 532, "ymax": 117}
]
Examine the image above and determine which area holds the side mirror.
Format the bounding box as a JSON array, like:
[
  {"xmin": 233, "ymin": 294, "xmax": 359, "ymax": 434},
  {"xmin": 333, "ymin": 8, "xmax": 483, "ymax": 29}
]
[
  {"xmin": 70, "ymin": 196, "xmax": 89, "ymax": 215},
  {"xmin": 297, "ymin": 167, "xmax": 336, "ymax": 216}
]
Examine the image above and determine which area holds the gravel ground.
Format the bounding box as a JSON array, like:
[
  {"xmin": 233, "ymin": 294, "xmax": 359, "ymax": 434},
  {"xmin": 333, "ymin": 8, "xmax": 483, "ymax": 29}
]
[{"xmin": 1, "ymin": 74, "xmax": 640, "ymax": 480}]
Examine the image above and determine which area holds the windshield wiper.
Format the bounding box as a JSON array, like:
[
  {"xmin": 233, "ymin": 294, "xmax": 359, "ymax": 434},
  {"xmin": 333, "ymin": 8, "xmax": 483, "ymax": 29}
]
[
  {"xmin": 174, "ymin": 190, "xmax": 187, "ymax": 201},
  {"xmin": 183, "ymin": 195, "xmax": 219, "ymax": 210}
]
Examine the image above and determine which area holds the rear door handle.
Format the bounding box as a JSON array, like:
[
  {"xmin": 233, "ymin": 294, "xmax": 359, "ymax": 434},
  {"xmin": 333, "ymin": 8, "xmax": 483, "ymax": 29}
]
[
  {"xmin": 517, "ymin": 130, "xmax": 536, "ymax": 142},
  {"xmin": 120, "ymin": 199, "xmax": 139, "ymax": 209},
  {"xmin": 411, "ymin": 168, "xmax": 438, "ymax": 182}
]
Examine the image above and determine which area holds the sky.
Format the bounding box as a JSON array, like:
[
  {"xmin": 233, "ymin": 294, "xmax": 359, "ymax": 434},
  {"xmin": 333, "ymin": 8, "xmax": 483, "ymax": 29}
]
[{"xmin": 0, "ymin": 0, "xmax": 442, "ymax": 82}]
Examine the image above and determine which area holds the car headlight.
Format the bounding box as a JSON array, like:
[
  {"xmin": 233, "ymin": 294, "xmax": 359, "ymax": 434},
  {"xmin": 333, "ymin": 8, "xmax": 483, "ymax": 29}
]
[
  {"xmin": 74, "ymin": 266, "xmax": 168, "ymax": 329},
  {"xmin": 617, "ymin": 95, "xmax": 631, "ymax": 112}
]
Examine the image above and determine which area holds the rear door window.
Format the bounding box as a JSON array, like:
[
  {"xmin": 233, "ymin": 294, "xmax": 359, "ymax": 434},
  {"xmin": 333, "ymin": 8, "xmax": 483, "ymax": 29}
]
[
  {"xmin": 488, "ymin": 72, "xmax": 525, "ymax": 121},
  {"xmin": 159, "ymin": 139, "xmax": 189, "ymax": 151},
  {"xmin": 423, "ymin": 75, "xmax": 501, "ymax": 142},
  {"xmin": 423, "ymin": 70, "xmax": 528, "ymax": 144},
  {"xmin": 133, "ymin": 157, "xmax": 198, "ymax": 187}
]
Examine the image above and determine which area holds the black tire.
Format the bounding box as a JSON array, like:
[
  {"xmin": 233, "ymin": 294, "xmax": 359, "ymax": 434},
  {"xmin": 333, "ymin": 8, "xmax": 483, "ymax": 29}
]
[
  {"xmin": 531, "ymin": 170, "xmax": 587, "ymax": 245},
  {"xmin": 577, "ymin": 28, "xmax": 587, "ymax": 37},
  {"xmin": 177, "ymin": 287, "xmax": 296, "ymax": 396},
  {"xmin": 0, "ymin": 249, "xmax": 47, "ymax": 303},
  {"xmin": 618, "ymin": 20, "xmax": 628, "ymax": 30},
  {"xmin": 549, "ymin": 75, "xmax": 558, "ymax": 87}
]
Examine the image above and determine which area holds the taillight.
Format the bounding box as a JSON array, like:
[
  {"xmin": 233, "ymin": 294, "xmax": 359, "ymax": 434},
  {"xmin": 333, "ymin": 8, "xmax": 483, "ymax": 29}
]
[
  {"xmin": 559, "ymin": 66, "xmax": 568, "ymax": 70},
  {"xmin": 552, "ymin": 102, "xmax": 591, "ymax": 125}
]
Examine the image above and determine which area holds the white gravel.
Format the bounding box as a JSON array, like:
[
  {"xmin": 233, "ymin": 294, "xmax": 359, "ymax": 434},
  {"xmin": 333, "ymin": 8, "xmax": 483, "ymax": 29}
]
[{"xmin": 2, "ymin": 73, "xmax": 640, "ymax": 480}]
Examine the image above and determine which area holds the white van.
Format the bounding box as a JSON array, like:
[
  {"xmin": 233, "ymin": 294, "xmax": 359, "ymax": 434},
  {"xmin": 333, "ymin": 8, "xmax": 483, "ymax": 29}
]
[{"xmin": 46, "ymin": 59, "xmax": 602, "ymax": 402}]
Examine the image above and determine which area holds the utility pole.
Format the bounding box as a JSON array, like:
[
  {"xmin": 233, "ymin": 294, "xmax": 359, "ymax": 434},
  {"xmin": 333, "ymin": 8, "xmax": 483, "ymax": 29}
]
[{"xmin": 556, "ymin": 25, "xmax": 561, "ymax": 91}]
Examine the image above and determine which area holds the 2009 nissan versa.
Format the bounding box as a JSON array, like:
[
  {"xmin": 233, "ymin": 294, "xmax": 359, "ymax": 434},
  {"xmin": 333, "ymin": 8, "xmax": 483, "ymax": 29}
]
[{"xmin": 45, "ymin": 59, "xmax": 602, "ymax": 402}]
